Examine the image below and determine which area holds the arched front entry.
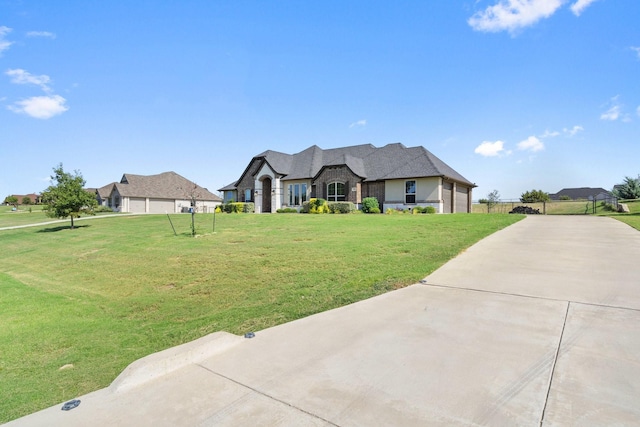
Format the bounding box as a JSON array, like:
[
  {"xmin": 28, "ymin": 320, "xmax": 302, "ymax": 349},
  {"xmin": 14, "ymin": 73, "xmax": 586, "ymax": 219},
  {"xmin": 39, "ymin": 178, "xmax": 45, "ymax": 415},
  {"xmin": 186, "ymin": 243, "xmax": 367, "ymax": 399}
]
[{"xmin": 261, "ymin": 177, "xmax": 272, "ymax": 213}]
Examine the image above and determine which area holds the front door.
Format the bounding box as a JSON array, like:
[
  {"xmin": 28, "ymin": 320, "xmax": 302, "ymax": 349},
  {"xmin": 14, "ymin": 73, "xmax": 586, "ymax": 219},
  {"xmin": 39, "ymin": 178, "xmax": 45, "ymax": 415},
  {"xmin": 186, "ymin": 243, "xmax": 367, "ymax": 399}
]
[{"xmin": 262, "ymin": 177, "xmax": 272, "ymax": 213}]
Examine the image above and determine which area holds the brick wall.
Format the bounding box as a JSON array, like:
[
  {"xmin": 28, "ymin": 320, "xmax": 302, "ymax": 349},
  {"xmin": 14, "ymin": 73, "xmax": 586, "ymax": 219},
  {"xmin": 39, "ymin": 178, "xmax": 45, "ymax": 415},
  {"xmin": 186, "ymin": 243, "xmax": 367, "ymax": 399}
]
[
  {"xmin": 313, "ymin": 166, "xmax": 362, "ymax": 204},
  {"xmin": 236, "ymin": 160, "xmax": 262, "ymax": 202}
]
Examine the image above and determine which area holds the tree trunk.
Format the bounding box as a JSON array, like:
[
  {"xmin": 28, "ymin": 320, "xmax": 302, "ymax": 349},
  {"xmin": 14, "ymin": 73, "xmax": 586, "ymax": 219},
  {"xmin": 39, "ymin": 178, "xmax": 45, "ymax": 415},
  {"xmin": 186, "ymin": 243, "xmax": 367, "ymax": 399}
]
[{"xmin": 70, "ymin": 216, "xmax": 75, "ymax": 229}]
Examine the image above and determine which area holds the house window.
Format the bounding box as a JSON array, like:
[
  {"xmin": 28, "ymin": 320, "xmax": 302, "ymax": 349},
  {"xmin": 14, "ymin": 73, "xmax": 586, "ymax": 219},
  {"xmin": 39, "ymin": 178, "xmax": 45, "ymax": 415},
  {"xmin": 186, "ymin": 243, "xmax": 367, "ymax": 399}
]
[
  {"xmin": 327, "ymin": 182, "xmax": 345, "ymax": 202},
  {"xmin": 287, "ymin": 183, "xmax": 308, "ymax": 206},
  {"xmin": 245, "ymin": 189, "xmax": 252, "ymax": 202},
  {"xmin": 405, "ymin": 180, "xmax": 416, "ymax": 204}
]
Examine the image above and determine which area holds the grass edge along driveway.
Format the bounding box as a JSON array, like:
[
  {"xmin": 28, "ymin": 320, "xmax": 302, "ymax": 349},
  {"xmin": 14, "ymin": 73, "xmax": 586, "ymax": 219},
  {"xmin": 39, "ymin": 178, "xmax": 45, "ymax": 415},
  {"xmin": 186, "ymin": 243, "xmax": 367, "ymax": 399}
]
[{"xmin": 0, "ymin": 213, "xmax": 522, "ymax": 422}]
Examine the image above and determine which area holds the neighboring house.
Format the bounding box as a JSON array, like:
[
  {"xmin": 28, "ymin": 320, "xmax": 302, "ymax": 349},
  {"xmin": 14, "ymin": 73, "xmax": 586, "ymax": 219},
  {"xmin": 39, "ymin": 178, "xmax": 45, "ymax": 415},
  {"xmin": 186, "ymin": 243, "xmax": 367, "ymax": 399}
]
[
  {"xmin": 549, "ymin": 187, "xmax": 614, "ymax": 202},
  {"xmin": 5, "ymin": 193, "xmax": 41, "ymax": 204},
  {"xmin": 219, "ymin": 143, "xmax": 476, "ymax": 213},
  {"xmin": 97, "ymin": 171, "xmax": 222, "ymax": 214}
]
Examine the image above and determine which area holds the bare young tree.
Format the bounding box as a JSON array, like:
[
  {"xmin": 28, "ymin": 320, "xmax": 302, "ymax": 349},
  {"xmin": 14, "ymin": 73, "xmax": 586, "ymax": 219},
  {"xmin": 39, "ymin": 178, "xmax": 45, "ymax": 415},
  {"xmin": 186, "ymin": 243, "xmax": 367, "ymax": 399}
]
[{"xmin": 487, "ymin": 189, "xmax": 500, "ymax": 213}]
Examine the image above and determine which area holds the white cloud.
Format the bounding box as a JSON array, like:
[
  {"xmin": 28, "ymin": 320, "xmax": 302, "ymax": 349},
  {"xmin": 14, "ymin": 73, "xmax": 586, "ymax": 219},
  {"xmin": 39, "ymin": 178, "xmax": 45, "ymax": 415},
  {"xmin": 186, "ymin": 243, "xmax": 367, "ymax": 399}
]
[
  {"xmin": 570, "ymin": 0, "xmax": 598, "ymax": 16},
  {"xmin": 474, "ymin": 140, "xmax": 508, "ymax": 157},
  {"xmin": 26, "ymin": 31, "xmax": 57, "ymax": 39},
  {"xmin": 564, "ymin": 125, "xmax": 584, "ymax": 136},
  {"xmin": 468, "ymin": 0, "xmax": 564, "ymax": 34},
  {"xmin": 540, "ymin": 129, "xmax": 560, "ymax": 138},
  {"xmin": 8, "ymin": 95, "xmax": 68, "ymax": 119},
  {"xmin": 637, "ymin": 106, "xmax": 640, "ymax": 117},
  {"xmin": 631, "ymin": 47, "xmax": 640, "ymax": 60},
  {"xmin": 349, "ymin": 119, "xmax": 367, "ymax": 128},
  {"xmin": 539, "ymin": 126, "xmax": 583, "ymax": 138},
  {"xmin": 517, "ymin": 136, "xmax": 545, "ymax": 152},
  {"xmin": 468, "ymin": 0, "xmax": 600, "ymax": 33},
  {"xmin": 600, "ymin": 106, "xmax": 620, "ymax": 121},
  {"xmin": 6, "ymin": 68, "xmax": 53, "ymax": 92},
  {"xmin": 0, "ymin": 26, "xmax": 13, "ymax": 56},
  {"xmin": 600, "ymin": 96, "xmax": 622, "ymax": 121}
]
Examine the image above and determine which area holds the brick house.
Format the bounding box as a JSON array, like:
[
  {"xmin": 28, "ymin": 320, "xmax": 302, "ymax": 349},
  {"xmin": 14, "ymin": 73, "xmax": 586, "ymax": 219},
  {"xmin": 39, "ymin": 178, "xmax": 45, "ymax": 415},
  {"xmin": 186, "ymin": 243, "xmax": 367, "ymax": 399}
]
[
  {"xmin": 5, "ymin": 193, "xmax": 41, "ymax": 205},
  {"xmin": 219, "ymin": 143, "xmax": 476, "ymax": 213}
]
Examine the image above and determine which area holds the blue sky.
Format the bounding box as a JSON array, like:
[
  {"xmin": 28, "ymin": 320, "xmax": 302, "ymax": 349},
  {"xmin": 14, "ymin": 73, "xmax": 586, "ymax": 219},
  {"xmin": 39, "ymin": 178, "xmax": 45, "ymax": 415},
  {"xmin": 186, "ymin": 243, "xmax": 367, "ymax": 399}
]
[{"xmin": 1, "ymin": 0, "xmax": 638, "ymax": 200}]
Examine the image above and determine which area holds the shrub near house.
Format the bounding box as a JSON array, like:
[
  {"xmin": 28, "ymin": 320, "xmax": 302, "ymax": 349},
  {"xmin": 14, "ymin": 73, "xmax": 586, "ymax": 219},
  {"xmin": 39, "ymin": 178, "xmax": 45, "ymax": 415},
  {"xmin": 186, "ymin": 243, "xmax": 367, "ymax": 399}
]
[{"xmin": 362, "ymin": 197, "xmax": 380, "ymax": 214}]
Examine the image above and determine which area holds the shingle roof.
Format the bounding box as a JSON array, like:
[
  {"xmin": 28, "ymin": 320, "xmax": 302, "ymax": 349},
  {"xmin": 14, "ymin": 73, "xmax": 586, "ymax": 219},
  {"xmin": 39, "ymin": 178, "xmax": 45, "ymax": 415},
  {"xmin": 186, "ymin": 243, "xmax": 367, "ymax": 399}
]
[
  {"xmin": 97, "ymin": 182, "xmax": 116, "ymax": 199},
  {"xmin": 228, "ymin": 143, "xmax": 475, "ymax": 189},
  {"xmin": 549, "ymin": 187, "xmax": 612, "ymax": 200},
  {"xmin": 114, "ymin": 172, "xmax": 222, "ymax": 201}
]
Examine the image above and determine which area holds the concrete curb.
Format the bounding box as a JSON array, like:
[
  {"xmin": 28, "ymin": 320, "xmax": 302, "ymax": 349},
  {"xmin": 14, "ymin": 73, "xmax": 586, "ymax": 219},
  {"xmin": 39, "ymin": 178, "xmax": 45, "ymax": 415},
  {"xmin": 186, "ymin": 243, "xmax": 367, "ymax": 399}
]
[{"xmin": 108, "ymin": 331, "xmax": 244, "ymax": 393}]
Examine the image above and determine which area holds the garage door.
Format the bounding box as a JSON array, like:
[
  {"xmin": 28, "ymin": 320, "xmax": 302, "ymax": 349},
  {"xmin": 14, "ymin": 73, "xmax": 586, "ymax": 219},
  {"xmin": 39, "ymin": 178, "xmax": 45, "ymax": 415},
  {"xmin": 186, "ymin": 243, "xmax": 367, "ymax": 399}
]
[
  {"xmin": 456, "ymin": 186, "xmax": 469, "ymax": 213},
  {"xmin": 442, "ymin": 181, "xmax": 453, "ymax": 214},
  {"xmin": 129, "ymin": 197, "xmax": 145, "ymax": 213},
  {"xmin": 149, "ymin": 199, "xmax": 175, "ymax": 214}
]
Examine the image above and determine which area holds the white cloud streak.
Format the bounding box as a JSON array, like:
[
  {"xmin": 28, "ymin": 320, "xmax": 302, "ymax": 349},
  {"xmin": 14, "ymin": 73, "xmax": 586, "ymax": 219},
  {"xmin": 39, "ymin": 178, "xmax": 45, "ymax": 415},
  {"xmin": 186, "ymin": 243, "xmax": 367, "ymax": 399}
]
[
  {"xmin": 474, "ymin": 140, "xmax": 508, "ymax": 157},
  {"xmin": 6, "ymin": 68, "xmax": 53, "ymax": 92},
  {"xmin": 540, "ymin": 125, "xmax": 584, "ymax": 138},
  {"xmin": 349, "ymin": 119, "xmax": 367, "ymax": 128},
  {"xmin": 517, "ymin": 136, "xmax": 545, "ymax": 152},
  {"xmin": 570, "ymin": 0, "xmax": 598, "ymax": 16},
  {"xmin": 600, "ymin": 96, "xmax": 622, "ymax": 121},
  {"xmin": 468, "ymin": 0, "xmax": 564, "ymax": 34},
  {"xmin": 631, "ymin": 47, "xmax": 640, "ymax": 60},
  {"xmin": 564, "ymin": 125, "xmax": 584, "ymax": 136},
  {"xmin": 0, "ymin": 26, "xmax": 13, "ymax": 56},
  {"xmin": 540, "ymin": 129, "xmax": 560, "ymax": 138},
  {"xmin": 7, "ymin": 95, "xmax": 69, "ymax": 119},
  {"xmin": 468, "ymin": 0, "xmax": 599, "ymax": 34},
  {"xmin": 26, "ymin": 31, "xmax": 57, "ymax": 39}
]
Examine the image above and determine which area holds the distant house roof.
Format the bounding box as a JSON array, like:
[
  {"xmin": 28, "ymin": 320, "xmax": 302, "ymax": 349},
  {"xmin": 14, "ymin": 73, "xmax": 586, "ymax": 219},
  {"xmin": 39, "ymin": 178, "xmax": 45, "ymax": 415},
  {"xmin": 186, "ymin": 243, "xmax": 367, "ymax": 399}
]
[
  {"xmin": 549, "ymin": 187, "xmax": 612, "ymax": 200},
  {"xmin": 222, "ymin": 143, "xmax": 475, "ymax": 191},
  {"xmin": 96, "ymin": 183, "xmax": 116, "ymax": 199},
  {"xmin": 8, "ymin": 193, "xmax": 40, "ymax": 203},
  {"xmin": 114, "ymin": 172, "xmax": 222, "ymax": 201}
]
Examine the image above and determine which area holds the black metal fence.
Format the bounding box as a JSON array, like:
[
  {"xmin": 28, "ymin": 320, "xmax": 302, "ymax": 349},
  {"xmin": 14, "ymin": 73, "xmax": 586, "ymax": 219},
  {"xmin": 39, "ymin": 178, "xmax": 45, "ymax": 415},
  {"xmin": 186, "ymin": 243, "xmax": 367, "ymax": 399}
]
[{"xmin": 472, "ymin": 198, "xmax": 619, "ymax": 215}]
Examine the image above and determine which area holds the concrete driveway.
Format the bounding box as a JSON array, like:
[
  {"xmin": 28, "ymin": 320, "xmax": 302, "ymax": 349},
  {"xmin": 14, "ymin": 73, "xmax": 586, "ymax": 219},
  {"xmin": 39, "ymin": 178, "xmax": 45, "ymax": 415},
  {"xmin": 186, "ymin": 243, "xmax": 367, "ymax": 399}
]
[{"xmin": 6, "ymin": 215, "xmax": 640, "ymax": 426}]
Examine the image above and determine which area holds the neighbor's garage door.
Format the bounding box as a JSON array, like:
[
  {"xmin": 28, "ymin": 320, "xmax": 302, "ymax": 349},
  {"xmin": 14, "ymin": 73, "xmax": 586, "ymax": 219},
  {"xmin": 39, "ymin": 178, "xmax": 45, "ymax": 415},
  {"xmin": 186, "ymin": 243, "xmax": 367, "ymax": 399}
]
[
  {"xmin": 129, "ymin": 197, "xmax": 145, "ymax": 213},
  {"xmin": 456, "ymin": 186, "xmax": 469, "ymax": 213},
  {"xmin": 442, "ymin": 181, "xmax": 453, "ymax": 214},
  {"xmin": 149, "ymin": 199, "xmax": 175, "ymax": 214}
]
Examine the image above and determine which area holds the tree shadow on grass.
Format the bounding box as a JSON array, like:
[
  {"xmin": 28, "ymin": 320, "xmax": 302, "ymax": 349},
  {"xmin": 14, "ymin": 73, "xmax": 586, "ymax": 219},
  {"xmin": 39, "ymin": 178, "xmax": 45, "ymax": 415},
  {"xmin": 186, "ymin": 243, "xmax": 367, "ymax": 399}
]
[{"xmin": 37, "ymin": 224, "xmax": 92, "ymax": 233}]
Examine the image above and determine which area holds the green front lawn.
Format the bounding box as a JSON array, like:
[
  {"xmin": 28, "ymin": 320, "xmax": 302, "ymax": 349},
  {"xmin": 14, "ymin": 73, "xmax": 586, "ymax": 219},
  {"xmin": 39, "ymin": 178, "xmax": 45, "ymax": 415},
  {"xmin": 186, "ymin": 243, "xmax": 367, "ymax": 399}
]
[
  {"xmin": 0, "ymin": 212, "xmax": 522, "ymax": 422},
  {"xmin": 604, "ymin": 200, "xmax": 640, "ymax": 231},
  {"xmin": 0, "ymin": 205, "xmax": 120, "ymax": 228}
]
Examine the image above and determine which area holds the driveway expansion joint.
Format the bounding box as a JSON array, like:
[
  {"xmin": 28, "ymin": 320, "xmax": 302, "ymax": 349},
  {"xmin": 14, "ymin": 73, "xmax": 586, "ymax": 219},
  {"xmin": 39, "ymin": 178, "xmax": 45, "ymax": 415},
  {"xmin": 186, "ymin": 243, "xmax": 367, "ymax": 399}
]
[
  {"xmin": 195, "ymin": 363, "xmax": 340, "ymax": 426},
  {"xmin": 539, "ymin": 301, "xmax": 570, "ymax": 427}
]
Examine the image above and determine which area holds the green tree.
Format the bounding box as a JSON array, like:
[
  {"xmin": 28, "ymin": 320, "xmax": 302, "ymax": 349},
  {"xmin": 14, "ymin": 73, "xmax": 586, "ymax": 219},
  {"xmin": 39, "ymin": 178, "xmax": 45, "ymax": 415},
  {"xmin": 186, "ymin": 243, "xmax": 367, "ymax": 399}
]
[
  {"xmin": 41, "ymin": 164, "xmax": 97, "ymax": 229},
  {"xmin": 5, "ymin": 195, "xmax": 18, "ymax": 207},
  {"xmin": 21, "ymin": 196, "xmax": 32, "ymax": 205},
  {"xmin": 612, "ymin": 176, "xmax": 640, "ymax": 200},
  {"xmin": 520, "ymin": 189, "xmax": 550, "ymax": 203}
]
